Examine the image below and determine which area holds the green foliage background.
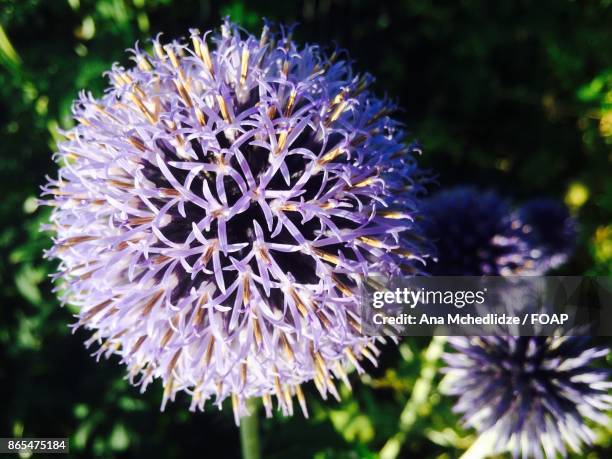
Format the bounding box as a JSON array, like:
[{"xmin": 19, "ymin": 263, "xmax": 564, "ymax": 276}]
[{"xmin": 1, "ymin": 1, "xmax": 611, "ymax": 458}]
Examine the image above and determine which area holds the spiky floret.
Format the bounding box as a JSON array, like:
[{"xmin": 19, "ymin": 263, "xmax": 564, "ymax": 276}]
[
  {"xmin": 41, "ymin": 21, "xmax": 428, "ymax": 422},
  {"xmin": 443, "ymin": 337, "xmax": 612, "ymax": 459},
  {"xmin": 421, "ymin": 187, "xmax": 535, "ymax": 276},
  {"xmin": 516, "ymin": 198, "xmax": 576, "ymax": 271}
]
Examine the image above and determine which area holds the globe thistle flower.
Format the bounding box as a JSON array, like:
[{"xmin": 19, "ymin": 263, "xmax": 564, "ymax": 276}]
[
  {"xmin": 443, "ymin": 336, "xmax": 612, "ymax": 458},
  {"xmin": 41, "ymin": 21, "xmax": 428, "ymax": 422},
  {"xmin": 516, "ymin": 198, "xmax": 576, "ymax": 271},
  {"xmin": 421, "ymin": 187, "xmax": 535, "ymax": 276}
]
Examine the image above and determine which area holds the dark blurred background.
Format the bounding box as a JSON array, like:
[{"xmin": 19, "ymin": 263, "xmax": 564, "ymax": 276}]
[{"xmin": 1, "ymin": 1, "xmax": 610, "ymax": 458}]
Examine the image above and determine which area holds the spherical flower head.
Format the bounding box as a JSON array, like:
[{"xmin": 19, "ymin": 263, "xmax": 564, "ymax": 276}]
[
  {"xmin": 516, "ymin": 198, "xmax": 576, "ymax": 271},
  {"xmin": 421, "ymin": 187, "xmax": 534, "ymax": 275},
  {"xmin": 443, "ymin": 337, "xmax": 612, "ymax": 458},
  {"xmin": 41, "ymin": 21, "xmax": 428, "ymax": 422}
]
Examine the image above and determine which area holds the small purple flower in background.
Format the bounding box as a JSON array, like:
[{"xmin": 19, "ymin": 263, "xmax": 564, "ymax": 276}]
[
  {"xmin": 421, "ymin": 187, "xmax": 576, "ymax": 276},
  {"xmin": 41, "ymin": 21, "xmax": 428, "ymax": 423},
  {"xmin": 443, "ymin": 337, "xmax": 612, "ymax": 458},
  {"xmin": 426, "ymin": 188, "xmax": 606, "ymax": 458},
  {"xmin": 517, "ymin": 198, "xmax": 577, "ymax": 271},
  {"xmin": 421, "ymin": 187, "xmax": 535, "ymax": 276}
]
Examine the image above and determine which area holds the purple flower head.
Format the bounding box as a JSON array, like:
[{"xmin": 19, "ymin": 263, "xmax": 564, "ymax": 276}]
[
  {"xmin": 41, "ymin": 21, "xmax": 428, "ymax": 423},
  {"xmin": 516, "ymin": 198, "xmax": 576, "ymax": 271},
  {"xmin": 421, "ymin": 187, "xmax": 535, "ymax": 276},
  {"xmin": 443, "ymin": 337, "xmax": 612, "ymax": 458}
]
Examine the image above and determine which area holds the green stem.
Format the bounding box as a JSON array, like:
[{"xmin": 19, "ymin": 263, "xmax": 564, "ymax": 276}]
[
  {"xmin": 380, "ymin": 336, "xmax": 447, "ymax": 459},
  {"xmin": 240, "ymin": 398, "xmax": 261, "ymax": 459},
  {"xmin": 459, "ymin": 430, "xmax": 497, "ymax": 459}
]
